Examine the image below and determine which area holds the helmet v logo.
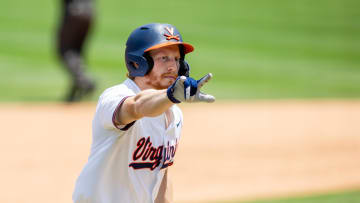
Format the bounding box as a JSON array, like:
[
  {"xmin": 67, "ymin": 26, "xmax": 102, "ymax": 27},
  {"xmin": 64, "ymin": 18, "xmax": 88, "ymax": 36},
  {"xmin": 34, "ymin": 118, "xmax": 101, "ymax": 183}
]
[
  {"xmin": 164, "ymin": 27, "xmax": 180, "ymax": 41},
  {"xmin": 165, "ymin": 27, "xmax": 175, "ymax": 36}
]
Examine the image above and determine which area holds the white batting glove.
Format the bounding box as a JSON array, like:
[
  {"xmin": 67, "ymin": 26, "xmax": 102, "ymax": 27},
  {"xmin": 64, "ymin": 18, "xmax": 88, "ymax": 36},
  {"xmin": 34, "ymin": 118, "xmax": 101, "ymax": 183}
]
[{"xmin": 167, "ymin": 73, "xmax": 215, "ymax": 103}]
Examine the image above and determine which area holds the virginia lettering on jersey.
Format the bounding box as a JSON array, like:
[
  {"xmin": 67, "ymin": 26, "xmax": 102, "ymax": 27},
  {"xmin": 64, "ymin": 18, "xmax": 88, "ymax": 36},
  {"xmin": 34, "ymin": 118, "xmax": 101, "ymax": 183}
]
[{"xmin": 129, "ymin": 136, "xmax": 178, "ymax": 170}]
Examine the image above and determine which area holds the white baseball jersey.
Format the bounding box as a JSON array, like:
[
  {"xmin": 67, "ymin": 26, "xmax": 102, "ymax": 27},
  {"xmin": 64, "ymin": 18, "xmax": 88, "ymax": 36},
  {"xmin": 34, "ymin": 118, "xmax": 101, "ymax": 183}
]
[{"xmin": 72, "ymin": 79, "xmax": 183, "ymax": 203}]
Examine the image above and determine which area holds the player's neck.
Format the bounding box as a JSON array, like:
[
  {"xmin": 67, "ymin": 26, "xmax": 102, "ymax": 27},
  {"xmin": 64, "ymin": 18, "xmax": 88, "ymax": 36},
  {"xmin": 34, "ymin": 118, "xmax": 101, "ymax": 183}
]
[{"xmin": 133, "ymin": 77, "xmax": 151, "ymax": 90}]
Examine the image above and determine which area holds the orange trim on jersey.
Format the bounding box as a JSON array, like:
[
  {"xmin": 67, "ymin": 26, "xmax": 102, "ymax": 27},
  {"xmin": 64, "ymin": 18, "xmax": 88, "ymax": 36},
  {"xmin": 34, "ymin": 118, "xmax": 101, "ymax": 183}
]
[
  {"xmin": 144, "ymin": 42, "xmax": 194, "ymax": 54},
  {"xmin": 112, "ymin": 96, "xmax": 136, "ymax": 131}
]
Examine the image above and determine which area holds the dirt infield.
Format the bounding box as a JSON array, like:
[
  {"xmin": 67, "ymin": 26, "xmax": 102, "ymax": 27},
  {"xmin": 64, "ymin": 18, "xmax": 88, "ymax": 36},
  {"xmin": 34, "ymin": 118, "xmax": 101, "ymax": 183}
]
[{"xmin": 1, "ymin": 101, "xmax": 360, "ymax": 203}]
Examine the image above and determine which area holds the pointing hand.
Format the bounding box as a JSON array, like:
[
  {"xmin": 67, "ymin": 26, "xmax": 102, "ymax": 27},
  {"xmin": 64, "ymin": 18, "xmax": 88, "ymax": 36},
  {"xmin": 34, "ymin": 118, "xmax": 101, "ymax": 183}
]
[{"xmin": 167, "ymin": 73, "xmax": 215, "ymax": 103}]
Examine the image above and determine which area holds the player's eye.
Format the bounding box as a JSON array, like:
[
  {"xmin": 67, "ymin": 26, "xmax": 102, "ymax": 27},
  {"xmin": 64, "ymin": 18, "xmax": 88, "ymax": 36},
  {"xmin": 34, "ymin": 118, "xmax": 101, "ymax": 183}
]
[
  {"xmin": 161, "ymin": 56, "xmax": 169, "ymax": 62},
  {"xmin": 157, "ymin": 56, "xmax": 179, "ymax": 65}
]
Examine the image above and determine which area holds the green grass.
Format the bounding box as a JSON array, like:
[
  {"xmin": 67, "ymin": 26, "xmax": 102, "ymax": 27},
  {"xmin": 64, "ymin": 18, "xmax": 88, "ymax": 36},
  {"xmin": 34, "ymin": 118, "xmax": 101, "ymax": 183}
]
[
  {"xmin": 210, "ymin": 189, "xmax": 360, "ymax": 203},
  {"xmin": 1, "ymin": 0, "xmax": 360, "ymax": 101}
]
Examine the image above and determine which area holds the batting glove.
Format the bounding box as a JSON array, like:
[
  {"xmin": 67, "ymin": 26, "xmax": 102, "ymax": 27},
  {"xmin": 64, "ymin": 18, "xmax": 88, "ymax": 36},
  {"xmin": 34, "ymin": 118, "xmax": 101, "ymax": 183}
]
[{"xmin": 167, "ymin": 73, "xmax": 215, "ymax": 103}]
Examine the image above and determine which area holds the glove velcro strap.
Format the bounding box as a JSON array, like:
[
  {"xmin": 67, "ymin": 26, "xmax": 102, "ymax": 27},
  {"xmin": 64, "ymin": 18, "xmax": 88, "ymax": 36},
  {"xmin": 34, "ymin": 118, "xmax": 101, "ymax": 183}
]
[{"xmin": 167, "ymin": 86, "xmax": 181, "ymax": 103}]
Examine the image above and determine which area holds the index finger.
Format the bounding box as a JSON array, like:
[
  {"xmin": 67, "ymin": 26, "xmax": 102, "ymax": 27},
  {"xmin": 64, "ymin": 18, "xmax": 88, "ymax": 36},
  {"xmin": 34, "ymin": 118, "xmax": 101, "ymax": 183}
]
[{"xmin": 197, "ymin": 73, "xmax": 213, "ymax": 89}]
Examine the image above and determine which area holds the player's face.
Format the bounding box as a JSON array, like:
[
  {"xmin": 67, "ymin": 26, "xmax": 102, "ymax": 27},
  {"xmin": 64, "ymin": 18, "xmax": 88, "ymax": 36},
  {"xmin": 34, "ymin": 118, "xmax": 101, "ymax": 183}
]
[{"xmin": 145, "ymin": 45, "xmax": 180, "ymax": 90}]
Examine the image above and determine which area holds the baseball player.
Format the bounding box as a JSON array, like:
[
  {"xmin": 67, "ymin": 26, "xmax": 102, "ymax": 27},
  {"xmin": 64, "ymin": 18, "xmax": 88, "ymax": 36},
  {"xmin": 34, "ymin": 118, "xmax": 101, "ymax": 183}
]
[
  {"xmin": 72, "ymin": 23, "xmax": 215, "ymax": 203},
  {"xmin": 57, "ymin": 0, "xmax": 96, "ymax": 102}
]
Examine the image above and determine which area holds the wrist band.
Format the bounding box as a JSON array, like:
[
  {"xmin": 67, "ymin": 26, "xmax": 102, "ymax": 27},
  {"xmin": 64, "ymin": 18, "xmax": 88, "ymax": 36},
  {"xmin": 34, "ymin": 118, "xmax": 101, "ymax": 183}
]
[{"xmin": 167, "ymin": 86, "xmax": 181, "ymax": 103}]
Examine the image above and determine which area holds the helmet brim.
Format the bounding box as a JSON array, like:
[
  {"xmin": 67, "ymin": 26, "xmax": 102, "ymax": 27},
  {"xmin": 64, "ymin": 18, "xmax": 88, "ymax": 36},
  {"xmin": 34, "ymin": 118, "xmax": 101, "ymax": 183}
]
[{"xmin": 144, "ymin": 42, "xmax": 194, "ymax": 54}]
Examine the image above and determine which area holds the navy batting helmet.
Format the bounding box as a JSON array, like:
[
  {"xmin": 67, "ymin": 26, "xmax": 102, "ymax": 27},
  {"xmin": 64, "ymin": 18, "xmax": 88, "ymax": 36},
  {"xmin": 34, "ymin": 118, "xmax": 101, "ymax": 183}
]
[{"xmin": 125, "ymin": 23, "xmax": 194, "ymax": 77}]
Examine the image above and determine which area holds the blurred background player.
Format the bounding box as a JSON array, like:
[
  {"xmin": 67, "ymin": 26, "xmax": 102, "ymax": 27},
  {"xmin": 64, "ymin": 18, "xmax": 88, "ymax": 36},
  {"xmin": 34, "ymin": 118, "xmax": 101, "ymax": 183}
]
[{"xmin": 56, "ymin": 0, "xmax": 96, "ymax": 102}]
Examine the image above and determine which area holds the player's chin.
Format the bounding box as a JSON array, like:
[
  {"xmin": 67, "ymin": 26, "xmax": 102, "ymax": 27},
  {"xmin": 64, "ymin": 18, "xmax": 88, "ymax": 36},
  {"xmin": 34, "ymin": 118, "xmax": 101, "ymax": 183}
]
[
  {"xmin": 163, "ymin": 76, "xmax": 176, "ymax": 84},
  {"xmin": 158, "ymin": 79, "xmax": 174, "ymax": 89}
]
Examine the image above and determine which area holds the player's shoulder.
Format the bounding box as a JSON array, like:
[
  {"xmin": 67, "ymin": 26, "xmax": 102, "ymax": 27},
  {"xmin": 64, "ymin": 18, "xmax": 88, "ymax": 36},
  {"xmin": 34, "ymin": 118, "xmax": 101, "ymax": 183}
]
[
  {"xmin": 100, "ymin": 79, "xmax": 138, "ymax": 99},
  {"xmin": 172, "ymin": 104, "xmax": 183, "ymax": 117},
  {"xmin": 172, "ymin": 104, "xmax": 181, "ymax": 111},
  {"xmin": 102, "ymin": 83, "xmax": 129, "ymax": 96}
]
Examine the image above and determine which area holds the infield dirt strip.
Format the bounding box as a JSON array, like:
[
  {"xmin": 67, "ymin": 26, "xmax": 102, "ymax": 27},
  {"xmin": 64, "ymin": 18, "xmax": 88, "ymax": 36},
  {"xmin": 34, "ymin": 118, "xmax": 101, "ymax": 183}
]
[{"xmin": 0, "ymin": 101, "xmax": 360, "ymax": 203}]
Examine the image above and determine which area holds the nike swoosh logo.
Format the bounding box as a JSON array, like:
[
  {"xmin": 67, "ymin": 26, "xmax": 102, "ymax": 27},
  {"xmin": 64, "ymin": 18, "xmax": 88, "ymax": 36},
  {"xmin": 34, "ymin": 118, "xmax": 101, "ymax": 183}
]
[{"xmin": 176, "ymin": 120, "xmax": 181, "ymax": 127}]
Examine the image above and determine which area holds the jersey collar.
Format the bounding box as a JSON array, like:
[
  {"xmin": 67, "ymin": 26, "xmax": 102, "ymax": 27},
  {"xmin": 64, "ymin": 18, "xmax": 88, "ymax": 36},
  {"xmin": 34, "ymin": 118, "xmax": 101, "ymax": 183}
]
[{"xmin": 124, "ymin": 78, "xmax": 141, "ymax": 94}]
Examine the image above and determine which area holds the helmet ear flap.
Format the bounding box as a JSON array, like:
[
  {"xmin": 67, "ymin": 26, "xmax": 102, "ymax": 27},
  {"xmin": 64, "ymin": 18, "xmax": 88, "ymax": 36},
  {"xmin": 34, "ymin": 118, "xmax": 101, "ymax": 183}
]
[
  {"xmin": 126, "ymin": 54, "xmax": 149, "ymax": 77},
  {"xmin": 143, "ymin": 52, "xmax": 154, "ymax": 75},
  {"xmin": 179, "ymin": 60, "xmax": 190, "ymax": 77},
  {"xmin": 178, "ymin": 45, "xmax": 190, "ymax": 77}
]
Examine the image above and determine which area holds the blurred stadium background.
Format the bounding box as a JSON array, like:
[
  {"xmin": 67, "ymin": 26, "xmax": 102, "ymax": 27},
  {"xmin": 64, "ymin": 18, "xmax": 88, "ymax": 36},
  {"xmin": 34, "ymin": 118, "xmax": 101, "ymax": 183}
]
[
  {"xmin": 1, "ymin": 0, "xmax": 359, "ymax": 101},
  {"xmin": 0, "ymin": 0, "xmax": 360, "ymax": 202}
]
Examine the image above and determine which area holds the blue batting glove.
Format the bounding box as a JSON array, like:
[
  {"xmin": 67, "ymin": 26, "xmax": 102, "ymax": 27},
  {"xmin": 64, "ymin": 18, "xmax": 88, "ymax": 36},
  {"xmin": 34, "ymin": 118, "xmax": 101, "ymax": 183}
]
[{"xmin": 167, "ymin": 73, "xmax": 215, "ymax": 103}]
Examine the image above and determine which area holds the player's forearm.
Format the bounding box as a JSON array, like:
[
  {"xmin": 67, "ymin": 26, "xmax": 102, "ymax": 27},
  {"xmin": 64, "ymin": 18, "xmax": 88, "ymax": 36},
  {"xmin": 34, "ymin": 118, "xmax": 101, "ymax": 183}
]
[
  {"xmin": 133, "ymin": 89, "xmax": 173, "ymax": 118},
  {"xmin": 115, "ymin": 89, "xmax": 174, "ymax": 126}
]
